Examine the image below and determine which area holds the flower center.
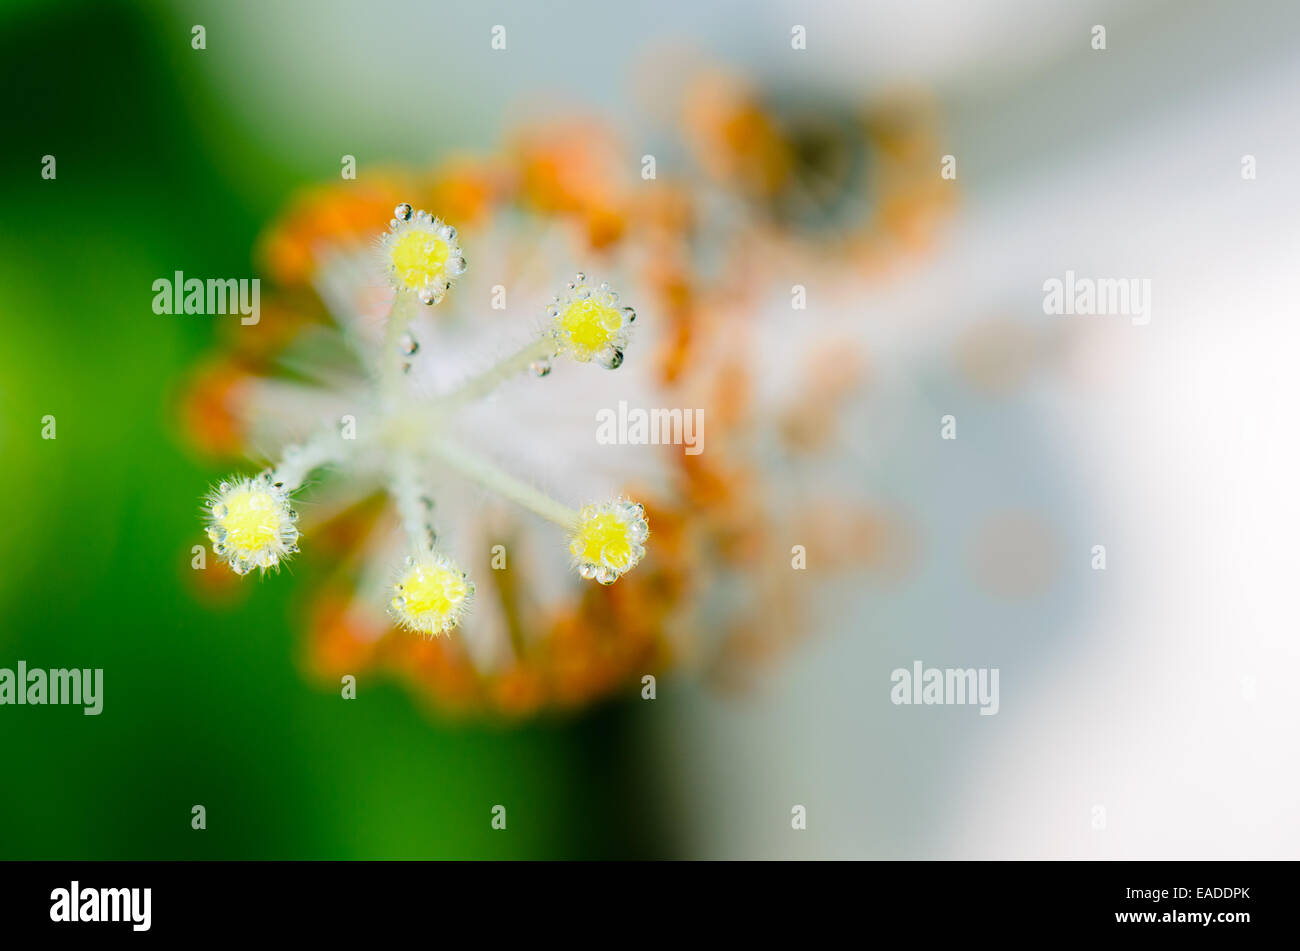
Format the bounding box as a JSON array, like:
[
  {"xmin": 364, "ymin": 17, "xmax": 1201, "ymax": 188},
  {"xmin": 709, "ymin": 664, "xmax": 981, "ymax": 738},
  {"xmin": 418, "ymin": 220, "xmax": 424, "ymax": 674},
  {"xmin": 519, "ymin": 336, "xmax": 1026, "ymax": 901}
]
[
  {"xmin": 218, "ymin": 488, "xmax": 282, "ymax": 554},
  {"xmin": 389, "ymin": 229, "xmax": 450, "ymax": 290},
  {"xmin": 560, "ymin": 298, "xmax": 622, "ymax": 353},
  {"xmin": 398, "ymin": 564, "xmax": 469, "ymax": 621},
  {"xmin": 572, "ymin": 512, "xmax": 634, "ymax": 569}
]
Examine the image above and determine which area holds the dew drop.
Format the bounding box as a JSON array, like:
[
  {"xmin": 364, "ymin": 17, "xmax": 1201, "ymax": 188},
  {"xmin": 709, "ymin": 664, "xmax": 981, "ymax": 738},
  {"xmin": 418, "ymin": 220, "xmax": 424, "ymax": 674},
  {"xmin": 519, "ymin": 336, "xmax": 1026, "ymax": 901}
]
[
  {"xmin": 530, "ymin": 358, "xmax": 552, "ymax": 378},
  {"xmin": 211, "ymin": 503, "xmax": 228, "ymax": 519},
  {"xmin": 398, "ymin": 333, "xmax": 419, "ymax": 355},
  {"xmin": 418, "ymin": 288, "xmax": 436, "ymax": 305},
  {"xmin": 395, "ymin": 203, "xmax": 413, "ymax": 221},
  {"xmin": 575, "ymin": 272, "xmax": 586, "ymax": 283},
  {"xmin": 598, "ymin": 347, "xmax": 625, "ymax": 370},
  {"xmin": 622, "ymin": 306, "xmax": 636, "ymax": 323}
]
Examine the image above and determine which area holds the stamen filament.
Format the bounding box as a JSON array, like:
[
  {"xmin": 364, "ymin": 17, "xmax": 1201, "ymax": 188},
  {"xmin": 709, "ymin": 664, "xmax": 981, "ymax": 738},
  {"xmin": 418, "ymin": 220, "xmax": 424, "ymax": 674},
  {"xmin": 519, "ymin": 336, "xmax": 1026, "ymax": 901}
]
[
  {"xmin": 381, "ymin": 290, "xmax": 419, "ymax": 400},
  {"xmin": 425, "ymin": 437, "xmax": 579, "ymax": 530},
  {"xmin": 438, "ymin": 336, "xmax": 558, "ymax": 408},
  {"xmin": 272, "ymin": 431, "xmax": 342, "ymax": 491},
  {"xmin": 391, "ymin": 451, "xmax": 436, "ymax": 553}
]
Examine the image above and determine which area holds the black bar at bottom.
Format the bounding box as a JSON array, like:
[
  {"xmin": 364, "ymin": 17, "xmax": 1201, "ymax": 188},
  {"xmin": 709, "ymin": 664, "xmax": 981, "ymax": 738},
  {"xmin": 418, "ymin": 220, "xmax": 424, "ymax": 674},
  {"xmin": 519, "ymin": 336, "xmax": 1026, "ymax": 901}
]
[{"xmin": 0, "ymin": 860, "xmax": 1280, "ymax": 938}]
